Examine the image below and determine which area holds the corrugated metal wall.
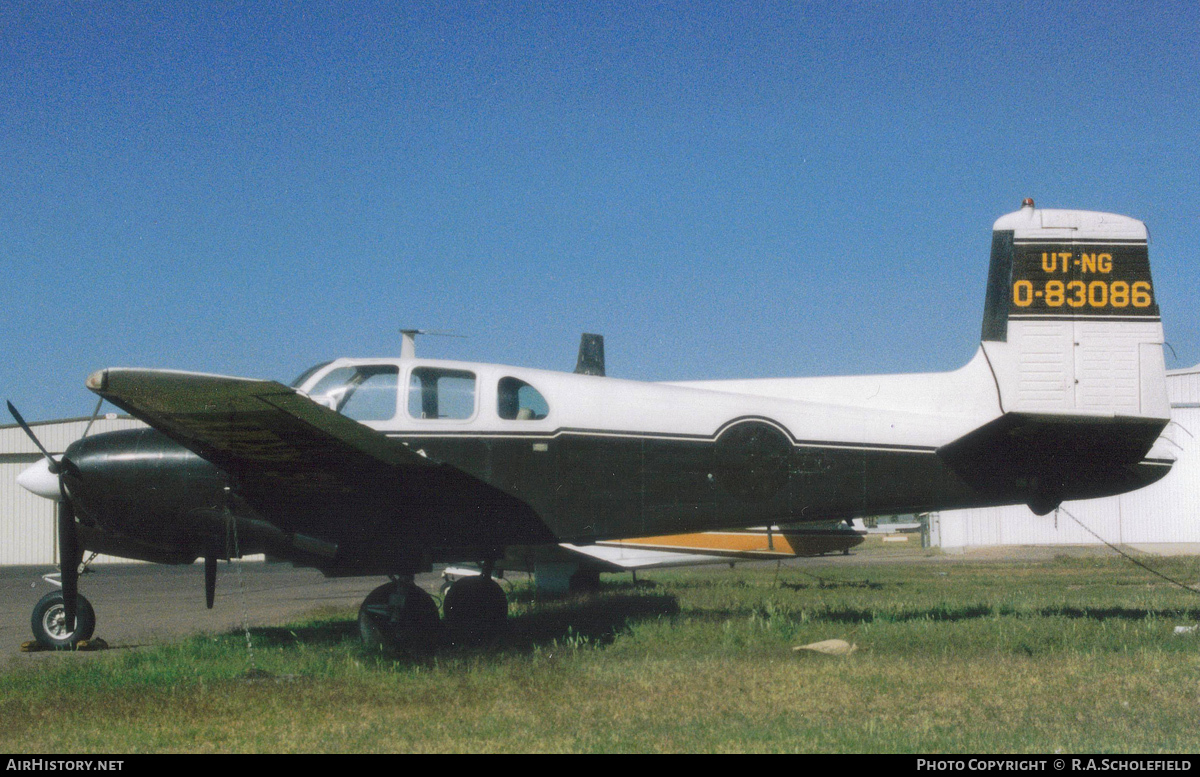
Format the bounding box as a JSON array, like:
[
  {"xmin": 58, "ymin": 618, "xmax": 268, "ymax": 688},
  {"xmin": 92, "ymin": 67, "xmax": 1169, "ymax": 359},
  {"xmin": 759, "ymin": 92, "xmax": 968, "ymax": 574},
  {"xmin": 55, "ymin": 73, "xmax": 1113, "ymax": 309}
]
[
  {"xmin": 934, "ymin": 364, "xmax": 1200, "ymax": 548},
  {"xmin": 1, "ymin": 416, "xmax": 146, "ymax": 565},
  {"xmin": 1169, "ymin": 365, "xmax": 1200, "ymax": 406},
  {"xmin": 0, "ymin": 456, "xmax": 55, "ymax": 565}
]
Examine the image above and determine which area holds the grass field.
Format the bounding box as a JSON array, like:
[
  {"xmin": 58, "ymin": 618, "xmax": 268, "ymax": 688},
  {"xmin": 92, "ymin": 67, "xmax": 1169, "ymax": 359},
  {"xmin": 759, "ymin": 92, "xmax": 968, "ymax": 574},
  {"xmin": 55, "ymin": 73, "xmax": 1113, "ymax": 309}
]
[{"xmin": 2, "ymin": 547, "xmax": 1200, "ymax": 753}]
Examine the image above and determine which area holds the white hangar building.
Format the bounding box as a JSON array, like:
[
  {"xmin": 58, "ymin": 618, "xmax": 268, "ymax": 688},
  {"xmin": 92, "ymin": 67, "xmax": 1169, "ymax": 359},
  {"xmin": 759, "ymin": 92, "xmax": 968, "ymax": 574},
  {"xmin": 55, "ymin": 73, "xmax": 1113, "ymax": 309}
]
[
  {"xmin": 930, "ymin": 365, "xmax": 1200, "ymax": 550},
  {"xmin": 1, "ymin": 415, "xmax": 145, "ymax": 566}
]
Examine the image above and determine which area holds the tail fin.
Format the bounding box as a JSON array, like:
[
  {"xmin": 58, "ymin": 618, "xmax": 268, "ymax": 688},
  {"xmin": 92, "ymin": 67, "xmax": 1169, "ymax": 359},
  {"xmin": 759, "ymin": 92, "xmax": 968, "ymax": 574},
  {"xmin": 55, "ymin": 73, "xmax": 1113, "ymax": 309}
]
[
  {"xmin": 575, "ymin": 333, "xmax": 606, "ymax": 376},
  {"xmin": 941, "ymin": 201, "xmax": 1171, "ymax": 514},
  {"xmin": 980, "ymin": 201, "xmax": 1168, "ymax": 420}
]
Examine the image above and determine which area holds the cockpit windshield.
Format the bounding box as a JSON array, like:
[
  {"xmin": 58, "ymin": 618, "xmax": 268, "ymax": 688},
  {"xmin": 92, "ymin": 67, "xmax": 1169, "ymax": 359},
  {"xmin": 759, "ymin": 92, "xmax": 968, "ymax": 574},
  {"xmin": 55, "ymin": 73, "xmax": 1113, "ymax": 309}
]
[
  {"xmin": 290, "ymin": 361, "xmax": 332, "ymax": 388},
  {"xmin": 305, "ymin": 364, "xmax": 400, "ymax": 421}
]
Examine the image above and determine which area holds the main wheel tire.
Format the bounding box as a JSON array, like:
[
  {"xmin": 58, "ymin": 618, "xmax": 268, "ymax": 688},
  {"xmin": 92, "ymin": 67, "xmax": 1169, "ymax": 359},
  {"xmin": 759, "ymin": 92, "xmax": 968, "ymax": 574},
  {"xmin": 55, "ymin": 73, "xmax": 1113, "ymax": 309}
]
[
  {"xmin": 31, "ymin": 591, "xmax": 96, "ymax": 650},
  {"xmin": 442, "ymin": 576, "xmax": 508, "ymax": 646},
  {"xmin": 357, "ymin": 581, "xmax": 441, "ymax": 654}
]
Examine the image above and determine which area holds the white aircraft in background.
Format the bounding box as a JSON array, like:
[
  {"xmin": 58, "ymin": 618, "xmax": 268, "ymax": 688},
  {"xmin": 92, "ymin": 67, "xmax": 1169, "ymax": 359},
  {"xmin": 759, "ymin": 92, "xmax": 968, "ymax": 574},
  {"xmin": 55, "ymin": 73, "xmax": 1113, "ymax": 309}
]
[{"xmin": 445, "ymin": 519, "xmax": 865, "ymax": 593}]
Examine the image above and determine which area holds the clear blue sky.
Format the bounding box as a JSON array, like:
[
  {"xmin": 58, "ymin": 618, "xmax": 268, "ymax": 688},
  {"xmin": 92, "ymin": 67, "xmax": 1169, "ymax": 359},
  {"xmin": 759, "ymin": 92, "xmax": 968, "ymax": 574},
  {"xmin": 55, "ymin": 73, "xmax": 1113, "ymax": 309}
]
[{"xmin": 3, "ymin": 1, "xmax": 1198, "ymax": 421}]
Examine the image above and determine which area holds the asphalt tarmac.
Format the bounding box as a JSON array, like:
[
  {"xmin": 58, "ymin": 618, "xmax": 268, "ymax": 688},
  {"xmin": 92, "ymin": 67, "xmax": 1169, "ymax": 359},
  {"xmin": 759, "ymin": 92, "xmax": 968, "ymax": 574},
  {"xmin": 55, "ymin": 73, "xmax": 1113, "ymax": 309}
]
[
  {"xmin": 0, "ymin": 552, "xmax": 899, "ymax": 654},
  {"xmin": 0, "ymin": 561, "xmax": 439, "ymax": 654},
  {"xmin": 6, "ymin": 541, "xmax": 1193, "ymax": 655}
]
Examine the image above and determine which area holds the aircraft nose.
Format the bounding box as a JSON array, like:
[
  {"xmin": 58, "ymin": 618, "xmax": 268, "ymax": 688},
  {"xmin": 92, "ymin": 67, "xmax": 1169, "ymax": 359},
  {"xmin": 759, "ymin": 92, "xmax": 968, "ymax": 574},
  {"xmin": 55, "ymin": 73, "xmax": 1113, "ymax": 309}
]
[{"xmin": 16, "ymin": 457, "xmax": 62, "ymax": 501}]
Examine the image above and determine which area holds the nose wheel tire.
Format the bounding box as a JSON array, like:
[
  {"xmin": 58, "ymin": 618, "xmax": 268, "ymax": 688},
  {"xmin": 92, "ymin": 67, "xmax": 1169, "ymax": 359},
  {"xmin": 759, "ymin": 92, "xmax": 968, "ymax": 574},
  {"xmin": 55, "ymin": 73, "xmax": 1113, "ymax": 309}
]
[
  {"xmin": 358, "ymin": 581, "xmax": 441, "ymax": 653},
  {"xmin": 31, "ymin": 591, "xmax": 96, "ymax": 650}
]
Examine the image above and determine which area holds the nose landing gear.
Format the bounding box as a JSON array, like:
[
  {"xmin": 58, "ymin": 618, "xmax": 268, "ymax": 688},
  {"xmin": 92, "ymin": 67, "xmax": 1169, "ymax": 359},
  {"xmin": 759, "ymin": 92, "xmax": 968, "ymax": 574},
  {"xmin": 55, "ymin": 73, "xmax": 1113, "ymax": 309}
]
[{"xmin": 31, "ymin": 590, "xmax": 96, "ymax": 650}]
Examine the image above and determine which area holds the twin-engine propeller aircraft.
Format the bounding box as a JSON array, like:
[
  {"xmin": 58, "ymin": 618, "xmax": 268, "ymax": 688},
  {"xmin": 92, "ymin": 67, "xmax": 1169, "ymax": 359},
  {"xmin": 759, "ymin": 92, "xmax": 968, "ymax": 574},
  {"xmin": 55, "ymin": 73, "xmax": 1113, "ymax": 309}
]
[{"xmin": 11, "ymin": 201, "xmax": 1175, "ymax": 650}]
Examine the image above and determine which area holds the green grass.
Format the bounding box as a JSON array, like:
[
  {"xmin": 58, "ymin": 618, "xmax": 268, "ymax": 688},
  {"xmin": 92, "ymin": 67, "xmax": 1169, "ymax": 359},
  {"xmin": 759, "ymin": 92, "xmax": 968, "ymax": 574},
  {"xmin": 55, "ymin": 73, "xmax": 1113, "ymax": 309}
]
[{"xmin": 3, "ymin": 553, "xmax": 1200, "ymax": 752}]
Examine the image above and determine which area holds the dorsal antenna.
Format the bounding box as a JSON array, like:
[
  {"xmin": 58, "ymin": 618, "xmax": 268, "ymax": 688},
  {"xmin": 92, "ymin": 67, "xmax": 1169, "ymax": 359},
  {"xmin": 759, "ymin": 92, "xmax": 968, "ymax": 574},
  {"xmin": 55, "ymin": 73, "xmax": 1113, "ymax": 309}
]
[{"xmin": 399, "ymin": 329, "xmax": 466, "ymax": 359}]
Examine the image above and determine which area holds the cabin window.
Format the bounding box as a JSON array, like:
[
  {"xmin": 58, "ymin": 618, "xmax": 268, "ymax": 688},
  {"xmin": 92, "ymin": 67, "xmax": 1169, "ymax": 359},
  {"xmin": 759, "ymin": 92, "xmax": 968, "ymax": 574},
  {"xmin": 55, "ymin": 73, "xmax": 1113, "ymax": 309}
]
[
  {"xmin": 497, "ymin": 377, "xmax": 549, "ymax": 420},
  {"xmin": 408, "ymin": 368, "xmax": 477, "ymax": 420},
  {"xmin": 307, "ymin": 365, "xmax": 400, "ymax": 421}
]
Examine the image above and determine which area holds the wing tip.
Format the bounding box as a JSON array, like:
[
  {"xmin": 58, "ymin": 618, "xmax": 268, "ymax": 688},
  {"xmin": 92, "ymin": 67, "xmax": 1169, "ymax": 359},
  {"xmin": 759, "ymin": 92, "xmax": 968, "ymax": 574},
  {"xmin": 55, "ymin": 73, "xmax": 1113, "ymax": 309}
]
[{"xmin": 86, "ymin": 369, "xmax": 107, "ymax": 392}]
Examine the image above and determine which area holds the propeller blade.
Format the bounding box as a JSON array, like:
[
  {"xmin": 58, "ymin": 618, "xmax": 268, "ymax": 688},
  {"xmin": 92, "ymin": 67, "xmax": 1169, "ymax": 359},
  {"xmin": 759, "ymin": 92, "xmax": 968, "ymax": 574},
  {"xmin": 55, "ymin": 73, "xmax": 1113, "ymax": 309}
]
[
  {"xmin": 58, "ymin": 500, "xmax": 81, "ymax": 633},
  {"xmin": 9, "ymin": 401, "xmax": 87, "ymax": 635},
  {"xmin": 205, "ymin": 555, "xmax": 217, "ymax": 609},
  {"xmin": 6, "ymin": 401, "xmax": 59, "ymax": 473}
]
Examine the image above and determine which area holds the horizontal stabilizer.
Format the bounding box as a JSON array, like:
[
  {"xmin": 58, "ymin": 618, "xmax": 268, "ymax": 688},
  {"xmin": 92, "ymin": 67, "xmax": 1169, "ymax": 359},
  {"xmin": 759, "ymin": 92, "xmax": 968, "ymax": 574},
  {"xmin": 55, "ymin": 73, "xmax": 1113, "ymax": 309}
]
[{"xmin": 938, "ymin": 412, "xmax": 1172, "ymax": 514}]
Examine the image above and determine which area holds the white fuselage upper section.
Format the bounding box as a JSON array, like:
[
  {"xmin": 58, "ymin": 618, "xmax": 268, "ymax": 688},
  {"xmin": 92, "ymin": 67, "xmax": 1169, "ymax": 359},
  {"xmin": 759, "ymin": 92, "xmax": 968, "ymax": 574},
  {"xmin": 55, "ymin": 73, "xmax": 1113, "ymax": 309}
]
[{"xmin": 296, "ymin": 349, "xmax": 1002, "ymax": 454}]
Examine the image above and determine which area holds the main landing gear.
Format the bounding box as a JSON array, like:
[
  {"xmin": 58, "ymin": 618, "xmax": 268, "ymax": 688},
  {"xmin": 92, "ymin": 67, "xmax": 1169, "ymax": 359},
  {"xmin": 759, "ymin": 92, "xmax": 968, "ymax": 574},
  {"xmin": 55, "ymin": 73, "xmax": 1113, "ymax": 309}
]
[
  {"xmin": 442, "ymin": 575, "xmax": 508, "ymax": 643},
  {"xmin": 357, "ymin": 578, "xmax": 441, "ymax": 652},
  {"xmin": 357, "ymin": 571, "xmax": 509, "ymax": 652}
]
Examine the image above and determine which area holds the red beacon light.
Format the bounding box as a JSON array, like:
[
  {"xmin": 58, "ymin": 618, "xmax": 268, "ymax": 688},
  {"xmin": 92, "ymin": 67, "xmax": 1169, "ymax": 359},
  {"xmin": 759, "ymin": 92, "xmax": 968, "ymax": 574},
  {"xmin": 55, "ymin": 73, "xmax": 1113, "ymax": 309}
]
[{"xmin": 1021, "ymin": 197, "xmax": 1035, "ymax": 209}]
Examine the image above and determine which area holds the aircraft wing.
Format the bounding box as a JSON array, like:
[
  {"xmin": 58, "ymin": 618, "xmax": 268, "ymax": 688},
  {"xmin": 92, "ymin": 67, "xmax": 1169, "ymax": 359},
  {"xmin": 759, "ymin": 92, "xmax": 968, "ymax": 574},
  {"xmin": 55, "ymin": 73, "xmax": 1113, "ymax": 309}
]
[
  {"xmin": 86, "ymin": 368, "xmax": 556, "ymax": 568},
  {"xmin": 560, "ymin": 543, "xmax": 738, "ymax": 570},
  {"xmin": 560, "ymin": 525, "xmax": 864, "ymax": 570}
]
